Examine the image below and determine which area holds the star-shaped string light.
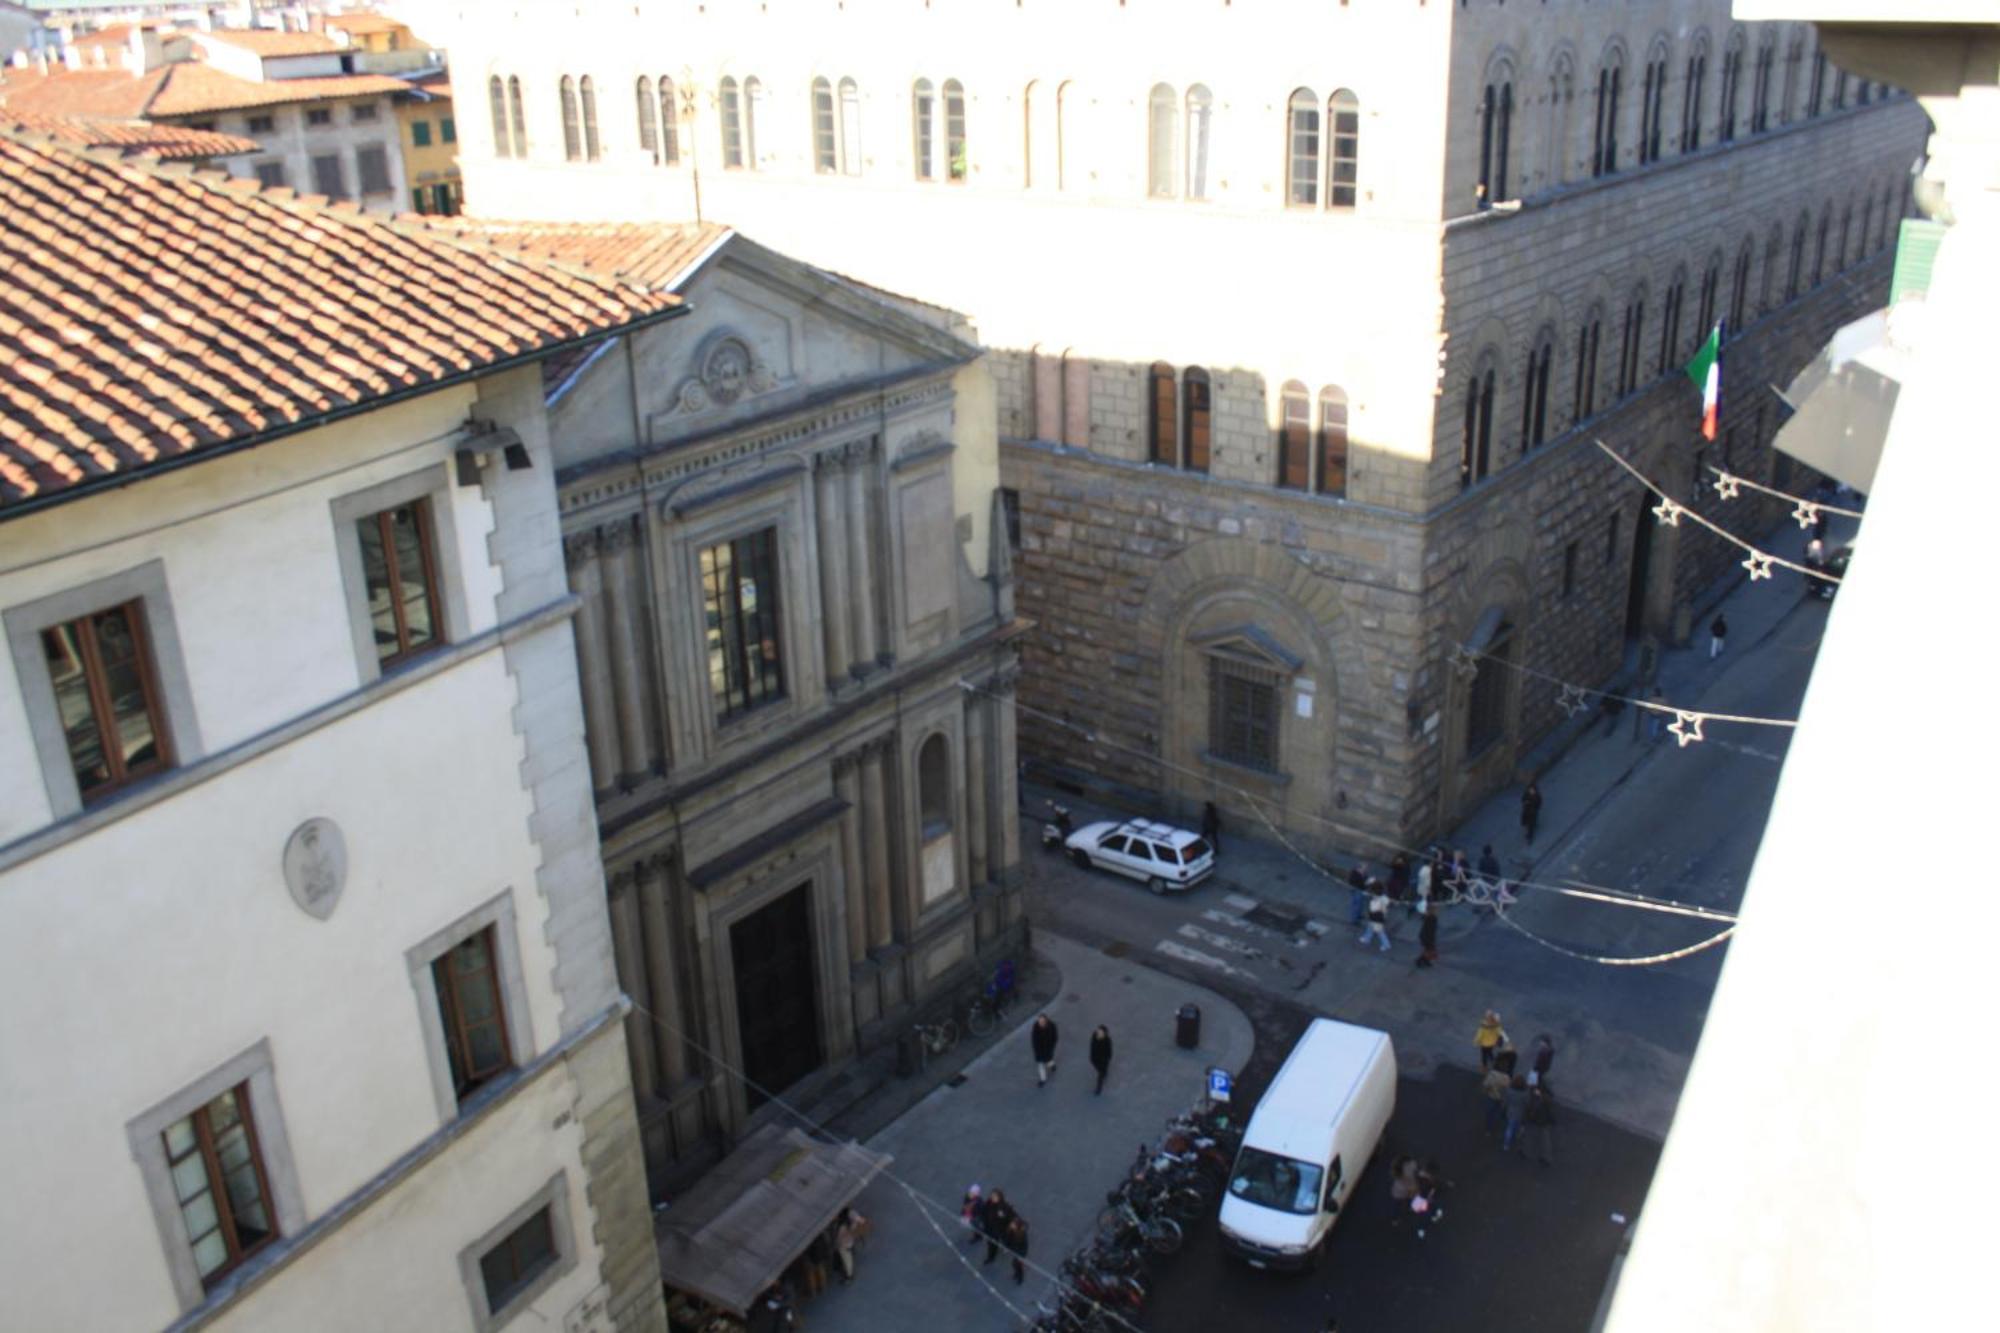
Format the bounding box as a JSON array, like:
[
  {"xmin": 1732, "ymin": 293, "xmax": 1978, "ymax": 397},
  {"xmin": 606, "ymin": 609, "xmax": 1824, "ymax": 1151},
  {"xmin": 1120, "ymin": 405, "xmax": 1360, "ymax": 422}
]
[
  {"xmin": 1652, "ymin": 497, "xmax": 1684, "ymax": 527},
  {"xmin": 1712, "ymin": 471, "xmax": 1741, "ymax": 500},
  {"xmin": 1668, "ymin": 711, "xmax": 1706, "ymax": 747},
  {"xmin": 1450, "ymin": 645, "xmax": 1482, "ymax": 682},
  {"xmin": 1792, "ymin": 499, "xmax": 1821, "ymax": 530},
  {"xmin": 1556, "ymin": 683, "xmax": 1591, "ymax": 718},
  {"xmin": 1741, "ymin": 551, "xmax": 1775, "ymax": 581}
]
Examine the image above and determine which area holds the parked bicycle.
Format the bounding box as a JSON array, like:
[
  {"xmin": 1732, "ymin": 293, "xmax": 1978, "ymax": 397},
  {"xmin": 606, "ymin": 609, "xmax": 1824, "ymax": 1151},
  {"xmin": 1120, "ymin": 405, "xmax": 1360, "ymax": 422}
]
[
  {"xmin": 912, "ymin": 1017, "xmax": 958, "ymax": 1065},
  {"xmin": 1097, "ymin": 1197, "xmax": 1182, "ymax": 1255},
  {"xmin": 963, "ymin": 958, "xmax": 1016, "ymax": 1037}
]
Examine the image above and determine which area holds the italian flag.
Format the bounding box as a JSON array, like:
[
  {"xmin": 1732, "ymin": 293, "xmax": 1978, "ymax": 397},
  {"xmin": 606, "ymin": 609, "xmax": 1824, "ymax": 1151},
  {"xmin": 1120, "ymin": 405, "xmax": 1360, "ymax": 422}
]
[{"xmin": 1685, "ymin": 322, "xmax": 1722, "ymax": 441}]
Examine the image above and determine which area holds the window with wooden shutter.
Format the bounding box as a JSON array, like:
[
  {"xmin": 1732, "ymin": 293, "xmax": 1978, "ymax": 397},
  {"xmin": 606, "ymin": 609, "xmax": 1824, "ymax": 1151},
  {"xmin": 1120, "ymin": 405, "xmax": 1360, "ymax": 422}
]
[
  {"xmin": 1182, "ymin": 368, "xmax": 1211, "ymax": 473},
  {"xmin": 1317, "ymin": 387, "xmax": 1349, "ymax": 497},
  {"xmin": 1277, "ymin": 382, "xmax": 1310, "ymax": 490},
  {"xmin": 1147, "ymin": 363, "xmax": 1177, "ymax": 465}
]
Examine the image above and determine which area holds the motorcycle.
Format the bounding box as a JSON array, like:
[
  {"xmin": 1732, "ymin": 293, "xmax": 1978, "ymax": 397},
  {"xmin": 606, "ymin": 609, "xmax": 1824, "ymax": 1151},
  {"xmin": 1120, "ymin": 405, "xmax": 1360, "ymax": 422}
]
[{"xmin": 1040, "ymin": 800, "xmax": 1073, "ymax": 852}]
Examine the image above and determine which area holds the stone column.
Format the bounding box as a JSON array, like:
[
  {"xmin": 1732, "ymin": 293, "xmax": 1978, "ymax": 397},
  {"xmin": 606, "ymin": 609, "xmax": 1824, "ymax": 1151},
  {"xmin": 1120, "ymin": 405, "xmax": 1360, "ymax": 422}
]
[
  {"xmin": 844, "ymin": 441, "xmax": 880, "ymax": 677},
  {"xmin": 814, "ymin": 451, "xmax": 852, "ymax": 691},
  {"xmin": 599, "ymin": 516, "xmax": 654, "ymax": 786},
  {"xmin": 965, "ymin": 699, "xmax": 990, "ymax": 887},
  {"xmin": 607, "ymin": 867, "xmax": 659, "ymax": 1100},
  {"xmin": 860, "ymin": 738, "xmax": 893, "ymax": 951},
  {"xmin": 834, "ymin": 752, "xmax": 868, "ymax": 963},
  {"xmin": 565, "ymin": 529, "xmax": 619, "ymax": 797},
  {"xmin": 634, "ymin": 853, "xmax": 687, "ymax": 1088}
]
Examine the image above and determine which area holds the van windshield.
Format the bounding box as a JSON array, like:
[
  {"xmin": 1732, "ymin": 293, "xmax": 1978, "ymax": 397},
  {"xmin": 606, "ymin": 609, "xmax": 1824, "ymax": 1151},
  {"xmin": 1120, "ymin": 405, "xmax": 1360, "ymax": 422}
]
[{"xmin": 1228, "ymin": 1147, "xmax": 1323, "ymax": 1215}]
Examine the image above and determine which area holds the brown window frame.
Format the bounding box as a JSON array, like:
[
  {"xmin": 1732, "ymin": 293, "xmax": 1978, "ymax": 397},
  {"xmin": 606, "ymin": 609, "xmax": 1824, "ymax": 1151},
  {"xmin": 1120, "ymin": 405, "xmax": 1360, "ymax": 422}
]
[
  {"xmin": 39, "ymin": 600, "xmax": 173, "ymax": 803},
  {"xmin": 1147, "ymin": 363, "xmax": 1178, "ymax": 465},
  {"xmin": 480, "ymin": 1205, "xmax": 558, "ymax": 1313},
  {"xmin": 1181, "ymin": 368, "xmax": 1212, "ymax": 473},
  {"xmin": 1276, "ymin": 383, "xmax": 1311, "ymax": 490},
  {"xmin": 433, "ymin": 926, "xmax": 515, "ymax": 1103},
  {"xmin": 162, "ymin": 1083, "xmax": 279, "ymax": 1289},
  {"xmin": 357, "ymin": 498, "xmax": 445, "ymax": 670},
  {"xmin": 1317, "ymin": 387, "xmax": 1349, "ymax": 498}
]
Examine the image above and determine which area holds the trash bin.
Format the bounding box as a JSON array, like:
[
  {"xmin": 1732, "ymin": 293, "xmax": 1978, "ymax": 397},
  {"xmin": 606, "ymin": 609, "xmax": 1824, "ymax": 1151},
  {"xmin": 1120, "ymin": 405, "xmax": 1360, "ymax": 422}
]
[{"xmin": 1175, "ymin": 1003, "xmax": 1201, "ymax": 1050}]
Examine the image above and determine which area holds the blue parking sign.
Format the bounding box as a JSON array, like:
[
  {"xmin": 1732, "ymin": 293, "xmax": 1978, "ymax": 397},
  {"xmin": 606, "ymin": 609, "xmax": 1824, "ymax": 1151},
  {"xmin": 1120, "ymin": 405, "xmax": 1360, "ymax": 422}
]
[{"xmin": 1207, "ymin": 1066, "xmax": 1233, "ymax": 1103}]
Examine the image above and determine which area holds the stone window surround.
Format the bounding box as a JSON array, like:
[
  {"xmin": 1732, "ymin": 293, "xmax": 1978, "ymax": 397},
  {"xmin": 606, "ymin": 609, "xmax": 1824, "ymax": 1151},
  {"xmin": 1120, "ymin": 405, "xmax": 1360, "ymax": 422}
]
[
  {"xmin": 4, "ymin": 558, "xmax": 205, "ymax": 822},
  {"xmin": 125, "ymin": 1038, "xmax": 308, "ymax": 1315},
  {"xmin": 405, "ymin": 889, "xmax": 536, "ymax": 1123},
  {"xmin": 329, "ymin": 463, "xmax": 473, "ymax": 687},
  {"xmin": 457, "ymin": 1170, "xmax": 577, "ymax": 1333}
]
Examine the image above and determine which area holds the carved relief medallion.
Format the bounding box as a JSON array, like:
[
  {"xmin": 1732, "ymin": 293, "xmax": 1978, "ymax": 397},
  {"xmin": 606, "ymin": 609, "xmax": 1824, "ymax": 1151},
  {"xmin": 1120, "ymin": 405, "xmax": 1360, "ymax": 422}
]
[{"xmin": 282, "ymin": 817, "xmax": 347, "ymax": 921}]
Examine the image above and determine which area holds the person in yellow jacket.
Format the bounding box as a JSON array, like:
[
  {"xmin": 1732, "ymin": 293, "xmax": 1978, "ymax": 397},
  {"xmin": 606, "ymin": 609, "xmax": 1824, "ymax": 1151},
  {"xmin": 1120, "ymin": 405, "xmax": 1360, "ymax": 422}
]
[{"xmin": 1474, "ymin": 1010, "xmax": 1508, "ymax": 1070}]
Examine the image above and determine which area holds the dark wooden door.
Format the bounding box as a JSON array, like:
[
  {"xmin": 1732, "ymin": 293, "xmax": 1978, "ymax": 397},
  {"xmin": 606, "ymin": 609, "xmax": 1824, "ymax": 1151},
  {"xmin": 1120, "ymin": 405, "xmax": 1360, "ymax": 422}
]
[{"xmin": 730, "ymin": 884, "xmax": 821, "ymax": 1110}]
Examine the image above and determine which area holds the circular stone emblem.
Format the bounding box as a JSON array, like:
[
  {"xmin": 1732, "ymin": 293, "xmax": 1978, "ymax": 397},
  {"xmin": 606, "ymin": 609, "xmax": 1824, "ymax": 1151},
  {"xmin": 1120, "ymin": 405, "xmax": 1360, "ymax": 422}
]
[{"xmin": 282, "ymin": 818, "xmax": 347, "ymax": 921}]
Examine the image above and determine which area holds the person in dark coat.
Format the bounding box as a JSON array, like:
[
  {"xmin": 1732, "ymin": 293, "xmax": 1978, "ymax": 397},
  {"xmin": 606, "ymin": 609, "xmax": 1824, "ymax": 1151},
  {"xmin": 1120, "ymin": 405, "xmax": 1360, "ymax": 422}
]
[
  {"xmin": 980, "ymin": 1189, "xmax": 1019, "ymax": 1266},
  {"xmin": 1347, "ymin": 862, "xmax": 1370, "ymax": 925},
  {"xmin": 1030, "ymin": 1013, "xmax": 1059, "ymax": 1087},
  {"xmin": 1529, "ymin": 1034, "xmax": 1556, "ymax": 1087},
  {"xmin": 1415, "ymin": 903, "xmax": 1441, "ymax": 968},
  {"xmin": 1089, "ymin": 1025, "xmax": 1114, "ymax": 1095},
  {"xmin": 1709, "ymin": 612, "xmax": 1728, "ymax": 659},
  {"xmin": 1524, "ymin": 1082, "xmax": 1557, "ymax": 1164},
  {"xmin": 1003, "ymin": 1212, "xmax": 1030, "ymax": 1284},
  {"xmin": 1520, "ymin": 782, "xmax": 1543, "ymax": 846},
  {"xmin": 1387, "ymin": 853, "xmax": 1411, "ymax": 902},
  {"xmin": 1200, "ymin": 801, "xmax": 1222, "ymax": 853}
]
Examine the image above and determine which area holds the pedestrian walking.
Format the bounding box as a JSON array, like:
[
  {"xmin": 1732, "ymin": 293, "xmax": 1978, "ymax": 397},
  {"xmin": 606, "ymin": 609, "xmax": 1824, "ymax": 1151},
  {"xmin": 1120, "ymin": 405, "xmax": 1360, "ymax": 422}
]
[
  {"xmin": 1524, "ymin": 1082, "xmax": 1557, "ymax": 1164},
  {"xmin": 1412, "ymin": 1158, "xmax": 1448, "ymax": 1239},
  {"xmin": 1645, "ymin": 686, "xmax": 1666, "ymax": 742},
  {"xmin": 1709, "ymin": 612, "xmax": 1728, "ymax": 659},
  {"xmin": 960, "ymin": 1184, "xmax": 984, "ymax": 1245},
  {"xmin": 1477, "ymin": 843, "xmax": 1502, "ymax": 888},
  {"xmin": 1501, "ymin": 1074, "xmax": 1529, "ymax": 1151},
  {"xmin": 1357, "ymin": 883, "xmax": 1392, "ymax": 953},
  {"xmin": 1003, "ymin": 1213, "xmax": 1030, "ymax": 1285},
  {"xmin": 1389, "ymin": 1154, "xmax": 1420, "ymax": 1221},
  {"xmin": 1520, "ymin": 781, "xmax": 1543, "ymax": 846},
  {"xmin": 1388, "ymin": 852, "xmax": 1411, "ymax": 903},
  {"xmin": 1474, "ymin": 1010, "xmax": 1508, "ymax": 1069},
  {"xmin": 1347, "ymin": 863, "xmax": 1370, "ymax": 926},
  {"xmin": 1528, "ymin": 1034, "xmax": 1556, "ymax": 1087},
  {"xmin": 1413, "ymin": 853, "xmax": 1434, "ymax": 919},
  {"xmin": 1089, "ymin": 1024, "xmax": 1114, "ymax": 1095},
  {"xmin": 1201, "ymin": 800, "xmax": 1222, "ymax": 853},
  {"xmin": 1481, "ymin": 1063, "xmax": 1510, "ymax": 1137},
  {"xmin": 1030, "ymin": 1014, "xmax": 1059, "ymax": 1087},
  {"xmin": 1415, "ymin": 902, "xmax": 1441, "ymax": 968},
  {"xmin": 833, "ymin": 1205, "xmax": 867, "ymax": 1283},
  {"xmin": 981, "ymin": 1189, "xmax": 1019, "ymax": 1266}
]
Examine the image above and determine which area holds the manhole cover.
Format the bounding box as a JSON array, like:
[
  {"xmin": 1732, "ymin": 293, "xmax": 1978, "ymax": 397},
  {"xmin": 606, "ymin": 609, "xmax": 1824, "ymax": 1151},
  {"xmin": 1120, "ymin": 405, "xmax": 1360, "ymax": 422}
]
[{"xmin": 1245, "ymin": 902, "xmax": 1308, "ymax": 934}]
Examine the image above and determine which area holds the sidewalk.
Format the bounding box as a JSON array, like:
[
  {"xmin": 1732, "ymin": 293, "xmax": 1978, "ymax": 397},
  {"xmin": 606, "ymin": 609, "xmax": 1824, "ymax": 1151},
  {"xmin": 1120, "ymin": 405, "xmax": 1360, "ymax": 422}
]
[{"xmin": 804, "ymin": 932, "xmax": 1255, "ymax": 1333}]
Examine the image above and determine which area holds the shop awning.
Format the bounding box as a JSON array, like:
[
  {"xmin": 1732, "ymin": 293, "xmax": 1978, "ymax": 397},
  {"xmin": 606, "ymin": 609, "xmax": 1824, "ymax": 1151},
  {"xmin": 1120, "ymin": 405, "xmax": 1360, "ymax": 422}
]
[
  {"xmin": 654, "ymin": 1122, "xmax": 892, "ymax": 1317},
  {"xmin": 1770, "ymin": 307, "xmax": 1907, "ymax": 495}
]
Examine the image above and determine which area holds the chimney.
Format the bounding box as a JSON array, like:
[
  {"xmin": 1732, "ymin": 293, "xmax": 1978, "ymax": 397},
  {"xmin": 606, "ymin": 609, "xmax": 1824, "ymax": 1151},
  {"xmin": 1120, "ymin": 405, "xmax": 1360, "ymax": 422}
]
[{"xmin": 61, "ymin": 45, "xmax": 82, "ymax": 71}]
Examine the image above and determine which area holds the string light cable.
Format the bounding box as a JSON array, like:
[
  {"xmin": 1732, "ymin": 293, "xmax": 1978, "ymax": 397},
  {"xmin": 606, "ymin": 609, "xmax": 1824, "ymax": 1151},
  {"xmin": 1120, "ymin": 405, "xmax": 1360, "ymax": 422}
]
[
  {"xmin": 1593, "ymin": 437, "xmax": 1842, "ymax": 587},
  {"xmin": 1705, "ymin": 462, "xmax": 1864, "ymax": 525},
  {"xmin": 966, "ymin": 679, "xmax": 1742, "ymax": 950},
  {"xmin": 625, "ymin": 995, "xmax": 1149, "ymax": 1333}
]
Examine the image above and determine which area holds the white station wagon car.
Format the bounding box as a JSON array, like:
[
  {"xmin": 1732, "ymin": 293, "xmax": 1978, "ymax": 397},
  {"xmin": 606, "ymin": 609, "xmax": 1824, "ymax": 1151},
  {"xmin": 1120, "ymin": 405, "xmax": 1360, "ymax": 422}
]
[{"xmin": 1065, "ymin": 819, "xmax": 1216, "ymax": 894}]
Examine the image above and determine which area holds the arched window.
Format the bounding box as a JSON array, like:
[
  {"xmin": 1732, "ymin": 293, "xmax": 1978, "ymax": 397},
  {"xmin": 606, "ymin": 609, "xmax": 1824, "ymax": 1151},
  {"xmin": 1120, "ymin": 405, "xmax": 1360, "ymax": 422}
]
[
  {"xmin": 1657, "ymin": 270, "xmax": 1686, "ymax": 374},
  {"xmin": 1719, "ymin": 30, "xmax": 1744, "ymax": 141},
  {"xmin": 744, "ymin": 77, "xmax": 765, "ymax": 168},
  {"xmin": 1616, "ymin": 285, "xmax": 1647, "ymax": 395},
  {"xmin": 720, "ymin": 76, "xmax": 744, "ymax": 168},
  {"xmin": 1812, "ymin": 206, "xmax": 1832, "ymax": 284},
  {"xmin": 658, "ymin": 76, "xmax": 680, "ymax": 165},
  {"xmin": 912, "ymin": 79, "xmax": 935, "ymax": 180},
  {"xmin": 579, "ymin": 76, "xmax": 600, "ymax": 161},
  {"xmin": 1762, "ymin": 224, "xmax": 1784, "ymax": 309},
  {"xmin": 1730, "ymin": 237, "xmax": 1753, "ymax": 332},
  {"xmin": 1781, "ymin": 31, "xmax": 1805, "ymax": 124},
  {"xmin": 1147, "ymin": 362, "xmax": 1177, "ymax": 465},
  {"xmin": 559, "ymin": 75, "xmax": 581, "ymax": 161},
  {"xmin": 1148, "ymin": 83, "xmax": 1177, "ymax": 198},
  {"xmin": 1286, "ymin": 88, "xmax": 1320, "ymax": 207},
  {"xmin": 1573, "ymin": 308, "xmax": 1602, "ymax": 421},
  {"xmin": 1680, "ymin": 36, "xmax": 1707, "ymax": 153},
  {"xmin": 918, "ymin": 734, "xmax": 952, "ymax": 841},
  {"xmin": 1638, "ymin": 44, "xmax": 1668, "ymax": 165},
  {"xmin": 1181, "ymin": 368, "xmax": 1211, "ymax": 473},
  {"xmin": 943, "ymin": 78, "xmax": 967, "ymax": 180},
  {"xmin": 812, "ymin": 77, "xmax": 837, "ymax": 173},
  {"xmin": 1480, "ymin": 70, "xmax": 1513, "ymax": 202},
  {"xmin": 1460, "ymin": 356, "xmax": 1496, "ymax": 489},
  {"xmin": 1590, "ymin": 50, "xmax": 1621, "ymax": 177},
  {"xmin": 838, "ymin": 77, "xmax": 861, "ymax": 176},
  {"xmin": 636, "ymin": 76, "xmax": 658, "ymax": 164},
  {"xmin": 1750, "ymin": 34, "xmax": 1776, "ymax": 132},
  {"xmin": 1328, "ymin": 89, "xmax": 1359, "ymax": 208},
  {"xmin": 1277, "ymin": 381, "xmax": 1311, "ymax": 490},
  {"xmin": 1697, "ymin": 251, "xmax": 1722, "ymax": 338},
  {"xmin": 1317, "ymin": 387, "xmax": 1349, "ymax": 497},
  {"xmin": 1022, "ymin": 80, "xmax": 1038, "ymax": 188},
  {"xmin": 1520, "ymin": 333, "xmax": 1553, "ymax": 451},
  {"xmin": 1185, "ymin": 85, "xmax": 1213, "ymax": 200},
  {"xmin": 1787, "ymin": 213, "xmax": 1808, "ymax": 296},
  {"xmin": 488, "ymin": 76, "xmax": 512, "ymax": 157},
  {"xmin": 1546, "ymin": 53, "xmax": 1576, "ymax": 186},
  {"xmin": 1055, "ymin": 81, "xmax": 1073, "ymax": 191},
  {"xmin": 507, "ymin": 76, "xmax": 526, "ymax": 156}
]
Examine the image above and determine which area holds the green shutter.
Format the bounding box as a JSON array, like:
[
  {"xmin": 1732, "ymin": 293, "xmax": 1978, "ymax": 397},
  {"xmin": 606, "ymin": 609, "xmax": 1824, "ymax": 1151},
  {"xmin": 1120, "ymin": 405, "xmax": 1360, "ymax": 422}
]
[{"xmin": 1890, "ymin": 219, "xmax": 1946, "ymax": 305}]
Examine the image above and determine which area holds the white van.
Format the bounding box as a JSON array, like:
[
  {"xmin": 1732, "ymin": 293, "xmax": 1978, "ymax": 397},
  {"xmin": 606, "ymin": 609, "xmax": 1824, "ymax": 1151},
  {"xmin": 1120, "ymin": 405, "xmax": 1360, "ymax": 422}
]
[{"xmin": 1217, "ymin": 1017, "xmax": 1396, "ymax": 1270}]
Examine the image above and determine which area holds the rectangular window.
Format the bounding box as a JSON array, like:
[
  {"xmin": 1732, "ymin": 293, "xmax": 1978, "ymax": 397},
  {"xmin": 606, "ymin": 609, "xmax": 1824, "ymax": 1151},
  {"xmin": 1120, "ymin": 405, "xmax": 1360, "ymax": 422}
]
[
  {"xmin": 162, "ymin": 1085, "xmax": 277, "ymax": 1289},
  {"xmin": 253, "ymin": 160, "xmax": 286, "ymax": 188},
  {"xmin": 480, "ymin": 1206, "xmax": 557, "ymax": 1313},
  {"xmin": 812, "ymin": 82, "xmax": 837, "ymax": 173},
  {"xmin": 1328, "ymin": 99, "xmax": 1359, "ymax": 208},
  {"xmin": 432, "ymin": 926, "xmax": 514, "ymax": 1102},
  {"xmin": 460, "ymin": 1174, "xmax": 576, "ymax": 1332},
  {"xmin": 412, "ymin": 119, "xmax": 433, "ymax": 147},
  {"xmin": 356, "ymin": 499, "xmax": 443, "ymax": 668},
  {"xmin": 1562, "ymin": 541, "xmax": 1578, "ymax": 599},
  {"xmin": 1277, "ymin": 395, "xmax": 1310, "ymax": 490},
  {"xmin": 246, "ymin": 114, "xmax": 274, "ymax": 135},
  {"xmin": 311, "ymin": 152, "xmax": 345, "ymax": 199},
  {"xmin": 306, "ymin": 107, "xmax": 333, "ymax": 128},
  {"xmin": 702, "ymin": 527, "xmax": 786, "ymax": 719},
  {"xmin": 39, "ymin": 601, "xmax": 171, "ymax": 804},
  {"xmin": 999, "ymin": 488, "xmax": 1021, "ymax": 550},
  {"xmin": 356, "ymin": 144, "xmax": 392, "ymax": 195},
  {"xmin": 442, "ymin": 116, "xmax": 457, "ymax": 143},
  {"xmin": 1208, "ymin": 658, "xmax": 1279, "ymax": 772},
  {"xmin": 352, "ymin": 102, "xmax": 380, "ymax": 124},
  {"xmin": 1182, "ymin": 375, "xmax": 1212, "ymax": 473}
]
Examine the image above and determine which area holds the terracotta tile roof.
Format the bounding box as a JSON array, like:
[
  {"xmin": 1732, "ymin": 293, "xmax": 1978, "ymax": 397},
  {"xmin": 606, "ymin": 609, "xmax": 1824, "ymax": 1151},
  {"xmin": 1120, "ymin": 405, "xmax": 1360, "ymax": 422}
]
[
  {"xmin": 194, "ymin": 29, "xmax": 340, "ymax": 57},
  {"xmin": 0, "ymin": 129, "xmax": 684, "ymax": 513},
  {"xmin": 323, "ymin": 13, "xmax": 407, "ymax": 36},
  {"xmin": 149, "ymin": 67, "xmax": 407, "ymax": 116},
  {"xmin": 0, "ymin": 66, "xmax": 162, "ymax": 119},
  {"xmin": 417, "ymin": 219, "xmax": 732, "ymax": 293},
  {"xmin": 0, "ymin": 109, "xmax": 258, "ymax": 157},
  {"xmin": 0, "ymin": 62, "xmax": 408, "ymax": 120}
]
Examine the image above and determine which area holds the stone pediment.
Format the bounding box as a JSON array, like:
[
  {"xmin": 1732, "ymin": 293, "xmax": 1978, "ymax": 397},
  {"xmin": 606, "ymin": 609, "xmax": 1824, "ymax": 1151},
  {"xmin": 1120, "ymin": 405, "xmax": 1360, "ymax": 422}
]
[{"xmin": 1189, "ymin": 624, "xmax": 1303, "ymax": 674}]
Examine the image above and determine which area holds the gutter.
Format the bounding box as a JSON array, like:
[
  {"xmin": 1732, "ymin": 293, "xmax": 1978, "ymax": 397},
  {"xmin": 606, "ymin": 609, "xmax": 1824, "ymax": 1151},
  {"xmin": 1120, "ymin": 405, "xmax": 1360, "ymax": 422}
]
[{"xmin": 0, "ymin": 302, "xmax": 693, "ymax": 525}]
